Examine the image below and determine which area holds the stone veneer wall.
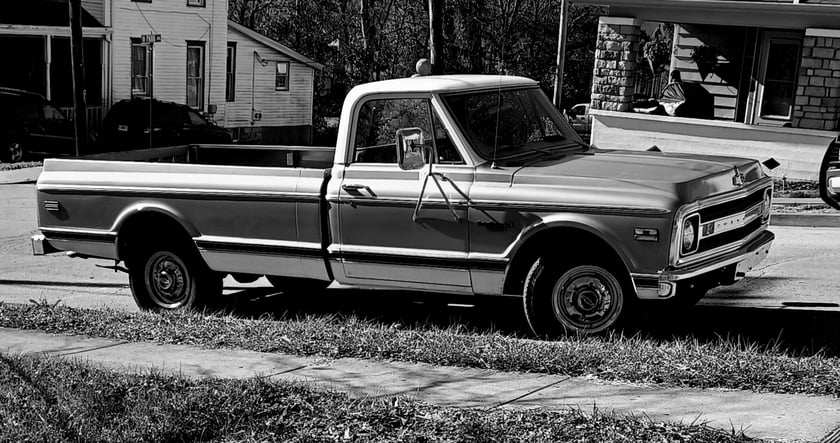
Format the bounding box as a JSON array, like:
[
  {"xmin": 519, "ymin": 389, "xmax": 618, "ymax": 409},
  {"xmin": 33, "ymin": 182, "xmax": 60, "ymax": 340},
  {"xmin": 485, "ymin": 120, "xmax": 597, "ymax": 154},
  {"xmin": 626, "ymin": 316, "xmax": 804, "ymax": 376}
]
[
  {"xmin": 793, "ymin": 33, "xmax": 840, "ymax": 131},
  {"xmin": 590, "ymin": 17, "xmax": 642, "ymax": 112}
]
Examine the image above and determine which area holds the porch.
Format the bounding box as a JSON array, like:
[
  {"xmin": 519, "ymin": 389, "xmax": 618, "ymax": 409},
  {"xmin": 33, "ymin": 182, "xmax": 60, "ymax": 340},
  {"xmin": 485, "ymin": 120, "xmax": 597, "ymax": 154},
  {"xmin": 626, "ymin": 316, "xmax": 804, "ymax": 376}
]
[
  {"xmin": 579, "ymin": 0, "xmax": 840, "ymax": 180},
  {"xmin": 0, "ymin": 0, "xmax": 111, "ymax": 133}
]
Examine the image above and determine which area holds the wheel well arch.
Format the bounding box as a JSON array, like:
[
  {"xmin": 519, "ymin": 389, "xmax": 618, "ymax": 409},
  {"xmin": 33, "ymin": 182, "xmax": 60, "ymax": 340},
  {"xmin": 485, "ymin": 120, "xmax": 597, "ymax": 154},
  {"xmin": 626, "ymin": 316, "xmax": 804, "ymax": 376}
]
[
  {"xmin": 502, "ymin": 225, "xmax": 633, "ymax": 296},
  {"xmin": 115, "ymin": 209, "xmax": 198, "ymax": 263}
]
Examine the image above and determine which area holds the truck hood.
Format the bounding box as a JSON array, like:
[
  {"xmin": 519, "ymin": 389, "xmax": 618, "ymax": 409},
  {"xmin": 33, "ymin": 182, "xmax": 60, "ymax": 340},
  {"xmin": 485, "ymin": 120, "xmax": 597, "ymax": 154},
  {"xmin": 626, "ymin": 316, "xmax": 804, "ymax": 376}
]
[{"xmin": 507, "ymin": 148, "xmax": 765, "ymax": 203}]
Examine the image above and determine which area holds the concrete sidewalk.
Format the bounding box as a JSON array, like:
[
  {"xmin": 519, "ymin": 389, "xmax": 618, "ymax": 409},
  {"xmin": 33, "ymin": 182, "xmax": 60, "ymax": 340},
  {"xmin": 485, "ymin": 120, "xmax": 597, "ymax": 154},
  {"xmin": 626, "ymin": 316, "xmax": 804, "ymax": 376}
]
[{"xmin": 1, "ymin": 327, "xmax": 838, "ymax": 442}]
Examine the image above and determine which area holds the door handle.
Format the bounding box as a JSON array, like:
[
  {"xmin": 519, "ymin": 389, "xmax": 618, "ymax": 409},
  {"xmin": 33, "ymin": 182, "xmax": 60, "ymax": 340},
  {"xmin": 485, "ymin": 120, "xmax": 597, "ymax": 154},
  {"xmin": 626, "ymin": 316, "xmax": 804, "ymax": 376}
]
[{"xmin": 342, "ymin": 184, "xmax": 368, "ymax": 191}]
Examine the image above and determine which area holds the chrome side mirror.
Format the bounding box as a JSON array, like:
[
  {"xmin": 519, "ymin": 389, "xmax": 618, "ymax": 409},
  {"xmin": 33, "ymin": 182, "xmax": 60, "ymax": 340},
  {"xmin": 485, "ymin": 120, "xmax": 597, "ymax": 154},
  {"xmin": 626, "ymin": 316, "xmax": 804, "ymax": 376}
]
[{"xmin": 396, "ymin": 127, "xmax": 427, "ymax": 171}]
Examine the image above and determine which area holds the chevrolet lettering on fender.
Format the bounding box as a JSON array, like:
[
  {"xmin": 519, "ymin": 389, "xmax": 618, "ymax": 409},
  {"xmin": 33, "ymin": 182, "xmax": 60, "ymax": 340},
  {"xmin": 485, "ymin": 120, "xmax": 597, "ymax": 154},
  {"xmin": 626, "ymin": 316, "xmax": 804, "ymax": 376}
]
[{"xmin": 32, "ymin": 75, "xmax": 774, "ymax": 335}]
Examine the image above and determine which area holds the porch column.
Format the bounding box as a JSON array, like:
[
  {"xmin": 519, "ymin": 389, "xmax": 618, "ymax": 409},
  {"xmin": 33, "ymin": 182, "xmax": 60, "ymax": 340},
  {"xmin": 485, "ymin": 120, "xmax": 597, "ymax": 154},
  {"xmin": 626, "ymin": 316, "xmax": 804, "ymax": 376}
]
[
  {"xmin": 590, "ymin": 17, "xmax": 642, "ymax": 112},
  {"xmin": 793, "ymin": 29, "xmax": 840, "ymax": 131}
]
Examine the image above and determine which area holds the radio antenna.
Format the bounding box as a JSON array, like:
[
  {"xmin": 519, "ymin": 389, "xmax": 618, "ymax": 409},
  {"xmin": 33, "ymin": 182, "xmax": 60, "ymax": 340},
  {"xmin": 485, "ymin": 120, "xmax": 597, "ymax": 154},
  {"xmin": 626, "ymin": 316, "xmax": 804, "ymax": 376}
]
[{"xmin": 491, "ymin": 61, "xmax": 504, "ymax": 169}]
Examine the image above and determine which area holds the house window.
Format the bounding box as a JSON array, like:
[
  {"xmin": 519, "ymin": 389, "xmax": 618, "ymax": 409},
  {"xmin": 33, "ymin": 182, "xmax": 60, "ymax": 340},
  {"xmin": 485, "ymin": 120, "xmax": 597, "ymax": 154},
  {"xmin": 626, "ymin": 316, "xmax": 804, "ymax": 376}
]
[
  {"xmin": 754, "ymin": 32, "xmax": 802, "ymax": 124},
  {"xmin": 186, "ymin": 0, "xmax": 205, "ymax": 6},
  {"xmin": 186, "ymin": 42, "xmax": 205, "ymax": 109},
  {"xmin": 226, "ymin": 43, "xmax": 236, "ymax": 101},
  {"xmin": 131, "ymin": 39, "xmax": 150, "ymax": 96},
  {"xmin": 275, "ymin": 61, "xmax": 290, "ymax": 91}
]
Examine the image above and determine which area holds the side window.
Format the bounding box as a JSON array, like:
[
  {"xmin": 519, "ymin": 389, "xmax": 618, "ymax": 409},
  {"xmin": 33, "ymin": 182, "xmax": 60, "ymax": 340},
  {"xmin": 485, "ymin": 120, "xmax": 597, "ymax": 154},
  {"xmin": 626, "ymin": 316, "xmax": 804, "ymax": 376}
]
[
  {"xmin": 187, "ymin": 109, "xmax": 207, "ymax": 126},
  {"xmin": 431, "ymin": 107, "xmax": 463, "ymax": 164},
  {"xmin": 43, "ymin": 104, "xmax": 66, "ymax": 122},
  {"xmin": 352, "ymin": 98, "xmax": 434, "ymax": 164}
]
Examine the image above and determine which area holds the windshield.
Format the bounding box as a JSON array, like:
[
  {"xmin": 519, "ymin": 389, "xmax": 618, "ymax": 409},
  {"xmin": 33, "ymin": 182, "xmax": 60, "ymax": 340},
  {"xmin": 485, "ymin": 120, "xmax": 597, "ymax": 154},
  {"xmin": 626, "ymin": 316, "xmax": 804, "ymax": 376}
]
[{"xmin": 441, "ymin": 87, "xmax": 579, "ymax": 161}]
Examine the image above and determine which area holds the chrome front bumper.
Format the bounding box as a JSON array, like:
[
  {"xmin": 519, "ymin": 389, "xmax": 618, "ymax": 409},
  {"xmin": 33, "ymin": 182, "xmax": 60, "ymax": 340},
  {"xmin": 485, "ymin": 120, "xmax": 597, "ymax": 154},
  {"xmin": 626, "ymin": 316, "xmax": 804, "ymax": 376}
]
[{"xmin": 634, "ymin": 229, "xmax": 774, "ymax": 300}]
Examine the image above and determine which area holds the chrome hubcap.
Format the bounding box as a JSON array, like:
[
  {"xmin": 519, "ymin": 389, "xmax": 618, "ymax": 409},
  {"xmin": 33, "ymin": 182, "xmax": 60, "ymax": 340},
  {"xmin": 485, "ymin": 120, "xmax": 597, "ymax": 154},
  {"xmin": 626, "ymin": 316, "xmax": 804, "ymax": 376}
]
[
  {"xmin": 564, "ymin": 277, "xmax": 611, "ymax": 318},
  {"xmin": 148, "ymin": 253, "xmax": 188, "ymax": 306},
  {"xmin": 552, "ymin": 266, "xmax": 621, "ymax": 331}
]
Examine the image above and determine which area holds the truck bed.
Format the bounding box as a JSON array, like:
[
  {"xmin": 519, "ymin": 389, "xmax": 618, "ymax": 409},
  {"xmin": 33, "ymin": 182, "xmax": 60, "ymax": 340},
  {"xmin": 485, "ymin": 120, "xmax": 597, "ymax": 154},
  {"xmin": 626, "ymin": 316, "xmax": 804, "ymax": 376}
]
[{"xmin": 35, "ymin": 143, "xmax": 335, "ymax": 281}]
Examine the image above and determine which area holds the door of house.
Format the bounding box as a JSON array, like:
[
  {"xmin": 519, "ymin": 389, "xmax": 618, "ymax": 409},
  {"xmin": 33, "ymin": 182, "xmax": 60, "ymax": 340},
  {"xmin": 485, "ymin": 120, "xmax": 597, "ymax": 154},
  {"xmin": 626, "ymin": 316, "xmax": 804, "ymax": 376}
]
[{"xmin": 750, "ymin": 31, "xmax": 802, "ymax": 125}]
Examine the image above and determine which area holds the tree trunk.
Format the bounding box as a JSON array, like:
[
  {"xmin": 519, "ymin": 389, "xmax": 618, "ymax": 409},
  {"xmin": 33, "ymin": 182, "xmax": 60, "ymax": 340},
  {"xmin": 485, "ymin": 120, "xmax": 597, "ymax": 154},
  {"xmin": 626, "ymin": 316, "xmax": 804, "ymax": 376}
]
[
  {"xmin": 429, "ymin": 0, "xmax": 443, "ymax": 74},
  {"xmin": 68, "ymin": 0, "xmax": 87, "ymax": 156}
]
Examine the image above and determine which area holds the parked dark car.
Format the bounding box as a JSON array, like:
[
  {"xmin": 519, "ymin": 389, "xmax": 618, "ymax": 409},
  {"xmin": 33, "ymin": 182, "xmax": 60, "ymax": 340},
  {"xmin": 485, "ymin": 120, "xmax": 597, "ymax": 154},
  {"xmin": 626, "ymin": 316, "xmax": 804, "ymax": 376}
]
[
  {"xmin": 97, "ymin": 97, "xmax": 232, "ymax": 151},
  {"xmin": 0, "ymin": 88, "xmax": 75, "ymax": 162}
]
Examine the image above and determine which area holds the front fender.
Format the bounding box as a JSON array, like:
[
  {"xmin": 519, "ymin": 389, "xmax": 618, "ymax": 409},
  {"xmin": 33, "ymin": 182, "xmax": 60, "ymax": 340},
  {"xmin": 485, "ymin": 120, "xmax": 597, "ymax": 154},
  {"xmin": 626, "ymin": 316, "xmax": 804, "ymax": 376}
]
[{"xmin": 505, "ymin": 213, "xmax": 641, "ymax": 274}]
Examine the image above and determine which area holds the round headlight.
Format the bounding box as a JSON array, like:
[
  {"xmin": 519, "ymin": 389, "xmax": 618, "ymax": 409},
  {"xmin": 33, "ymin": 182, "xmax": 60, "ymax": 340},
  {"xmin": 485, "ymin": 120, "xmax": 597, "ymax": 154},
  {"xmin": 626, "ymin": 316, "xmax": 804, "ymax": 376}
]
[{"xmin": 682, "ymin": 219, "xmax": 696, "ymax": 252}]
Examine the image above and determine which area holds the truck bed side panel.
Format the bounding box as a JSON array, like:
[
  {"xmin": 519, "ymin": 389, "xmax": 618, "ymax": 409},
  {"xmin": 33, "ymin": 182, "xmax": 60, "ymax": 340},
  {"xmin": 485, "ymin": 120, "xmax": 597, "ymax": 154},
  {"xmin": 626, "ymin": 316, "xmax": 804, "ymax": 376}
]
[{"xmin": 36, "ymin": 159, "xmax": 327, "ymax": 280}]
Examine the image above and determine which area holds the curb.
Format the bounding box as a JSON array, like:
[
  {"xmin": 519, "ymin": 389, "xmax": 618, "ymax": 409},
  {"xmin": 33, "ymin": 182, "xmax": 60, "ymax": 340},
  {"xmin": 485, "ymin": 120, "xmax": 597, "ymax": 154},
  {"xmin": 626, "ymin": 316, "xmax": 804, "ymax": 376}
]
[{"xmin": 771, "ymin": 213, "xmax": 840, "ymax": 228}]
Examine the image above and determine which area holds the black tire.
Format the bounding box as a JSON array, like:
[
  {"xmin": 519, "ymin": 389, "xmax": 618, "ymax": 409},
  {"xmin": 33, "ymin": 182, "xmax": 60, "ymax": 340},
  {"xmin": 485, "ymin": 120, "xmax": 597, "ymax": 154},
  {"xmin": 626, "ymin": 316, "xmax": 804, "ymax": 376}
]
[
  {"xmin": 523, "ymin": 257, "xmax": 630, "ymax": 336},
  {"xmin": 128, "ymin": 243, "xmax": 222, "ymax": 311},
  {"xmin": 266, "ymin": 275, "xmax": 330, "ymax": 294},
  {"xmin": 4, "ymin": 139, "xmax": 25, "ymax": 163}
]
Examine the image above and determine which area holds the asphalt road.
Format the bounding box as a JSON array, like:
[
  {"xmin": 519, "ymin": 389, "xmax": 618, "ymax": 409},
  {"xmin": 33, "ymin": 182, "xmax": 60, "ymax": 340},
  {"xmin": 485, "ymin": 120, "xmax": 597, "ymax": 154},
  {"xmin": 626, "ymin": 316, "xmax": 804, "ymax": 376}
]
[{"xmin": 3, "ymin": 182, "xmax": 840, "ymax": 351}]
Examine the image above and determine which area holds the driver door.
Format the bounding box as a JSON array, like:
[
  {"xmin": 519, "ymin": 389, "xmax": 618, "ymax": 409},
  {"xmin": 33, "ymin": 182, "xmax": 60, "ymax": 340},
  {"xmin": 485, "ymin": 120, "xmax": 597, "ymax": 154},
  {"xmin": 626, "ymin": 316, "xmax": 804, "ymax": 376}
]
[{"xmin": 335, "ymin": 95, "xmax": 474, "ymax": 290}]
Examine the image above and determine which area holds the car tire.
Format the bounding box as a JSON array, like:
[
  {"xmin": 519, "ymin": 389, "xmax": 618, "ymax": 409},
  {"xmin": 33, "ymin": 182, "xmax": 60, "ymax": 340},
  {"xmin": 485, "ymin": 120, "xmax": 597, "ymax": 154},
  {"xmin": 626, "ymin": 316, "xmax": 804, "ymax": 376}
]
[
  {"xmin": 4, "ymin": 140, "xmax": 25, "ymax": 163},
  {"xmin": 266, "ymin": 276, "xmax": 330, "ymax": 294},
  {"xmin": 523, "ymin": 256, "xmax": 630, "ymax": 337},
  {"xmin": 128, "ymin": 242, "xmax": 222, "ymax": 311}
]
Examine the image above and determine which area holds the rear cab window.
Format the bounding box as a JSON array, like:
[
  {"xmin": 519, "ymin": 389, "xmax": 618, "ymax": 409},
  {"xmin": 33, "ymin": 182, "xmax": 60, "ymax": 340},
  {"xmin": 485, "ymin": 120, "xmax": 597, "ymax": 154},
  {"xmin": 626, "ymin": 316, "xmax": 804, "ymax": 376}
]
[{"xmin": 352, "ymin": 97, "xmax": 464, "ymax": 165}]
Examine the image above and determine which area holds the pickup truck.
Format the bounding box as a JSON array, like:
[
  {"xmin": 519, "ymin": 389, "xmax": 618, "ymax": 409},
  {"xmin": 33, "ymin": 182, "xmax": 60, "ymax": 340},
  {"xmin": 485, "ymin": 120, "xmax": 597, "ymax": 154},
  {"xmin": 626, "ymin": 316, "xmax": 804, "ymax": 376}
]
[{"xmin": 32, "ymin": 75, "xmax": 775, "ymax": 335}]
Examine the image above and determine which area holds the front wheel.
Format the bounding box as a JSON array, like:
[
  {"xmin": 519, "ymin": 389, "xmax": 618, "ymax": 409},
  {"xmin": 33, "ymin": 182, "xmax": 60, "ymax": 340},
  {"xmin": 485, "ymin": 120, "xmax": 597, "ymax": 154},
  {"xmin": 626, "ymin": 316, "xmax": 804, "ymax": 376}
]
[
  {"xmin": 523, "ymin": 258, "xmax": 629, "ymax": 336},
  {"xmin": 129, "ymin": 245, "xmax": 222, "ymax": 311}
]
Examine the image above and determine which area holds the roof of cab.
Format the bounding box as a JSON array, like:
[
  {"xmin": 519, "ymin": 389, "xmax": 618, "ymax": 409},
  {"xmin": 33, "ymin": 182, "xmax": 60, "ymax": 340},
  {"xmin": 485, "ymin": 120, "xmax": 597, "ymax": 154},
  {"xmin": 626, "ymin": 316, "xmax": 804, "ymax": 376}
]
[{"xmin": 347, "ymin": 75, "xmax": 538, "ymax": 96}]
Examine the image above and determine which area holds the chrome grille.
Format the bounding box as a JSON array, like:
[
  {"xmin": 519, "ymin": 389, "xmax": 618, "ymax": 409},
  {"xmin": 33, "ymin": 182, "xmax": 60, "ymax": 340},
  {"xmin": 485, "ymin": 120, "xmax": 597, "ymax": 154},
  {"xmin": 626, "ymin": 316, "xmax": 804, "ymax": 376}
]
[{"xmin": 677, "ymin": 185, "xmax": 771, "ymax": 265}]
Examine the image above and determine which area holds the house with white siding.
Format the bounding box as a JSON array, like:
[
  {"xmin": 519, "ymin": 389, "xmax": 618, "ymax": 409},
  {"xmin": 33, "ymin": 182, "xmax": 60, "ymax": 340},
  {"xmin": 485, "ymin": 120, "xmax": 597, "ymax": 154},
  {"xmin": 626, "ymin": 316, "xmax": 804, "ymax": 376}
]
[
  {"xmin": 226, "ymin": 21, "xmax": 323, "ymax": 144},
  {"xmin": 1, "ymin": 0, "xmax": 321, "ymax": 144},
  {"xmin": 111, "ymin": 0, "xmax": 321, "ymax": 144}
]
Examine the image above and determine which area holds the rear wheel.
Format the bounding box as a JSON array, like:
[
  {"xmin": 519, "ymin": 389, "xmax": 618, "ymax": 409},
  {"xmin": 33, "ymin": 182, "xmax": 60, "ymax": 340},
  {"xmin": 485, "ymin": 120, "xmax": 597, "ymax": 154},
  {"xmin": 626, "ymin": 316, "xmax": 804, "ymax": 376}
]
[
  {"xmin": 266, "ymin": 276, "xmax": 330, "ymax": 294},
  {"xmin": 129, "ymin": 243, "xmax": 222, "ymax": 311},
  {"xmin": 523, "ymin": 257, "xmax": 630, "ymax": 336}
]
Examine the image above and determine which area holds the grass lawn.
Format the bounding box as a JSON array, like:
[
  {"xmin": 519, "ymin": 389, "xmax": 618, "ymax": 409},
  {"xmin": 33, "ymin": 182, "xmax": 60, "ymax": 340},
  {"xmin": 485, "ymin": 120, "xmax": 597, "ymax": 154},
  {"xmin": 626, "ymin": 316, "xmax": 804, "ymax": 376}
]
[
  {"xmin": 1, "ymin": 301, "xmax": 839, "ymax": 398},
  {"xmin": 0, "ymin": 352, "xmax": 754, "ymax": 442},
  {"xmin": 0, "ymin": 161, "xmax": 42, "ymax": 172}
]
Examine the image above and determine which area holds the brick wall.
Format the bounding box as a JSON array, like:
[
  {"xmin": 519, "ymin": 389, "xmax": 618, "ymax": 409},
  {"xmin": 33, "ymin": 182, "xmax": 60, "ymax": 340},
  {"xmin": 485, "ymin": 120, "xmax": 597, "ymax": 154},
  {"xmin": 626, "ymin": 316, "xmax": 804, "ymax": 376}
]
[
  {"xmin": 590, "ymin": 17, "xmax": 642, "ymax": 112},
  {"xmin": 792, "ymin": 35, "xmax": 840, "ymax": 130}
]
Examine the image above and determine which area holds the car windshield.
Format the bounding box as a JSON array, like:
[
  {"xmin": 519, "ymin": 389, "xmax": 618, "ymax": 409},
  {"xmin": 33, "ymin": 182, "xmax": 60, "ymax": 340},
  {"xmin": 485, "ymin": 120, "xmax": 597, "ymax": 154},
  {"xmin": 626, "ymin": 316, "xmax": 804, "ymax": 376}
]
[{"xmin": 441, "ymin": 87, "xmax": 580, "ymax": 161}]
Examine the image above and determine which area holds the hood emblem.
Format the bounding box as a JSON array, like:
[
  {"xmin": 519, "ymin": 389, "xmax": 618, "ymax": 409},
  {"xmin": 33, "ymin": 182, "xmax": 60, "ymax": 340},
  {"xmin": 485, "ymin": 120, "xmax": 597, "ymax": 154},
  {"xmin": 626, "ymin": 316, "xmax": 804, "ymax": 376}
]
[{"xmin": 732, "ymin": 166, "xmax": 745, "ymax": 187}]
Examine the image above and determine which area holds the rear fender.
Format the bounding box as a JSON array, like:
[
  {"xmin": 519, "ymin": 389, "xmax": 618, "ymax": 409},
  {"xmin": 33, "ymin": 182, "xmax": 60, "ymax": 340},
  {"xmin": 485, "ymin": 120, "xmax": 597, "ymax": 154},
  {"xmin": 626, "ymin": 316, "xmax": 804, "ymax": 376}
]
[{"xmin": 112, "ymin": 202, "xmax": 199, "ymax": 258}]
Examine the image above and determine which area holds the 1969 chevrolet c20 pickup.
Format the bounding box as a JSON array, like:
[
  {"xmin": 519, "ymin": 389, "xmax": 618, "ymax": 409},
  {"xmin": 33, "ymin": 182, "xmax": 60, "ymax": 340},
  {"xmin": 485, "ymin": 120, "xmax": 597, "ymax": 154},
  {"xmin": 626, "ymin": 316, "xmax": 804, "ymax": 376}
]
[{"xmin": 32, "ymin": 75, "xmax": 774, "ymax": 334}]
